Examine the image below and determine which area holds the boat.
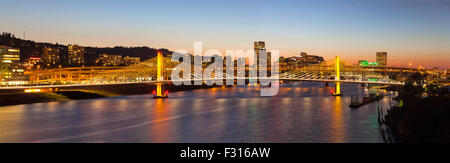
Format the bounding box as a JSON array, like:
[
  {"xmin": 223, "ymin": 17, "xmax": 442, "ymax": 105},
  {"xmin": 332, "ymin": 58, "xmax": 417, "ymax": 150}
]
[{"xmin": 349, "ymin": 96, "xmax": 364, "ymax": 108}]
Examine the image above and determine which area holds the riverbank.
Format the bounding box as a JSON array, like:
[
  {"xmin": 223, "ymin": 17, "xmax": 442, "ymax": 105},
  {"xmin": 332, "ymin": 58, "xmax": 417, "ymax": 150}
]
[
  {"xmin": 0, "ymin": 92, "xmax": 70, "ymax": 106},
  {"xmin": 0, "ymin": 90, "xmax": 111, "ymax": 106},
  {"xmin": 384, "ymin": 96, "xmax": 450, "ymax": 143},
  {"xmin": 382, "ymin": 83, "xmax": 450, "ymax": 143},
  {"xmin": 0, "ymin": 84, "xmax": 216, "ymax": 107}
]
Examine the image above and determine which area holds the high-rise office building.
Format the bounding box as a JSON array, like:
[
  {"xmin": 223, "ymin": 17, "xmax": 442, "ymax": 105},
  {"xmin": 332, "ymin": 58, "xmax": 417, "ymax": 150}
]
[
  {"xmin": 68, "ymin": 44, "xmax": 85, "ymax": 67},
  {"xmin": 0, "ymin": 46, "xmax": 25, "ymax": 84},
  {"xmin": 254, "ymin": 41, "xmax": 270, "ymax": 75},
  {"xmin": 254, "ymin": 41, "xmax": 266, "ymax": 52},
  {"xmin": 376, "ymin": 52, "xmax": 387, "ymax": 67},
  {"xmin": 254, "ymin": 41, "xmax": 266, "ymax": 67}
]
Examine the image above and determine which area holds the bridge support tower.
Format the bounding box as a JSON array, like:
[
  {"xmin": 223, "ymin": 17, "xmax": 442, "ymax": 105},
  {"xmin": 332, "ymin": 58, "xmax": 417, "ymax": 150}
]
[
  {"xmin": 333, "ymin": 56, "xmax": 342, "ymax": 96},
  {"xmin": 154, "ymin": 51, "xmax": 168, "ymax": 98}
]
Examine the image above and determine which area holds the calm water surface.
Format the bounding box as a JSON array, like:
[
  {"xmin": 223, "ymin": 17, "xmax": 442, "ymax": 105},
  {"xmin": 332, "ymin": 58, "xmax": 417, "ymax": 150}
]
[{"xmin": 0, "ymin": 83, "xmax": 393, "ymax": 143}]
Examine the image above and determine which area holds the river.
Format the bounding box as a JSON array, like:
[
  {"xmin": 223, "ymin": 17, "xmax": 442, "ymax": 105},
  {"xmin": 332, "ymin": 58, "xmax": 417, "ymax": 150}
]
[{"xmin": 0, "ymin": 82, "xmax": 393, "ymax": 143}]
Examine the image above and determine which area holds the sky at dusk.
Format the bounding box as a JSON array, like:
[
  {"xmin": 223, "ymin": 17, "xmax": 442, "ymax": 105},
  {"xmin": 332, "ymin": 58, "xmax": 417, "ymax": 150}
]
[{"xmin": 1, "ymin": 0, "xmax": 450, "ymax": 68}]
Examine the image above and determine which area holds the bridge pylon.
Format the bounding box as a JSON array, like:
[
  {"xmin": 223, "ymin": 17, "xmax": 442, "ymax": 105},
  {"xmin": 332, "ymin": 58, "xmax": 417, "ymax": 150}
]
[
  {"xmin": 153, "ymin": 51, "xmax": 168, "ymax": 98},
  {"xmin": 333, "ymin": 56, "xmax": 343, "ymax": 96}
]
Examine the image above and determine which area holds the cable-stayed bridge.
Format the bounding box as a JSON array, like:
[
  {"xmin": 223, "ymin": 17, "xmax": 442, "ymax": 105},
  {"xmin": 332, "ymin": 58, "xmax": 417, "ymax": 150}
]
[{"xmin": 2, "ymin": 54, "xmax": 404, "ymax": 92}]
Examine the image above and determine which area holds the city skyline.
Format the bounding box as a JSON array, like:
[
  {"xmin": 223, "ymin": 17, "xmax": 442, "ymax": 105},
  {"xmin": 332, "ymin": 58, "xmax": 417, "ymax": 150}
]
[
  {"xmin": 1, "ymin": 0, "xmax": 450, "ymax": 149},
  {"xmin": 1, "ymin": 0, "xmax": 450, "ymax": 68}
]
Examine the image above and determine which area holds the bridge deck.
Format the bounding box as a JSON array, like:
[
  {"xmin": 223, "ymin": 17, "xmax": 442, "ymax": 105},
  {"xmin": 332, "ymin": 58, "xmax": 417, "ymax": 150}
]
[{"xmin": 0, "ymin": 78, "xmax": 404, "ymax": 90}]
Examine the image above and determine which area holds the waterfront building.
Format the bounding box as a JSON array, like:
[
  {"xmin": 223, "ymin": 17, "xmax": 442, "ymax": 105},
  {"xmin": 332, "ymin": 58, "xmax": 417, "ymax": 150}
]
[
  {"xmin": 68, "ymin": 44, "xmax": 85, "ymax": 67},
  {"xmin": 25, "ymin": 57, "xmax": 42, "ymax": 70},
  {"xmin": 42, "ymin": 46, "xmax": 61, "ymax": 68},
  {"xmin": 279, "ymin": 52, "xmax": 325, "ymax": 69},
  {"xmin": 96, "ymin": 53, "xmax": 123, "ymax": 66},
  {"xmin": 300, "ymin": 52, "xmax": 324, "ymax": 65},
  {"xmin": 0, "ymin": 46, "xmax": 26, "ymax": 85},
  {"xmin": 123, "ymin": 56, "xmax": 141, "ymax": 66}
]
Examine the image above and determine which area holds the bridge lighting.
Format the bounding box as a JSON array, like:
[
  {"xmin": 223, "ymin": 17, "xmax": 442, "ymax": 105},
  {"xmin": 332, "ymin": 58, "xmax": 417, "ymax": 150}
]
[
  {"xmin": 24, "ymin": 89, "xmax": 41, "ymax": 93},
  {"xmin": 157, "ymin": 51, "xmax": 164, "ymax": 82},
  {"xmin": 335, "ymin": 56, "xmax": 340, "ymax": 81},
  {"xmin": 333, "ymin": 56, "xmax": 342, "ymax": 96},
  {"xmin": 153, "ymin": 51, "xmax": 169, "ymax": 98}
]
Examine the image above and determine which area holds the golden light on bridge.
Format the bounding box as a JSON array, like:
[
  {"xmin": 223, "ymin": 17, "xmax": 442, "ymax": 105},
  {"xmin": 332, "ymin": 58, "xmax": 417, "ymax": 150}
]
[
  {"xmin": 24, "ymin": 89, "xmax": 42, "ymax": 93},
  {"xmin": 157, "ymin": 51, "xmax": 164, "ymax": 82},
  {"xmin": 333, "ymin": 56, "xmax": 342, "ymax": 96},
  {"xmin": 154, "ymin": 51, "xmax": 168, "ymax": 98}
]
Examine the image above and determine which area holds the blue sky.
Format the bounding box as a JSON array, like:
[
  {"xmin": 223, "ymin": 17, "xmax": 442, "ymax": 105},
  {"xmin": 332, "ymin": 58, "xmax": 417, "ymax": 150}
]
[{"xmin": 1, "ymin": 0, "xmax": 450, "ymax": 67}]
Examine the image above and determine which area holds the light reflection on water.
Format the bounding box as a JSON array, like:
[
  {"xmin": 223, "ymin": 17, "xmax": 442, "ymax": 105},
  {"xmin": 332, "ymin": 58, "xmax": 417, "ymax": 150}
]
[{"xmin": 0, "ymin": 82, "xmax": 393, "ymax": 143}]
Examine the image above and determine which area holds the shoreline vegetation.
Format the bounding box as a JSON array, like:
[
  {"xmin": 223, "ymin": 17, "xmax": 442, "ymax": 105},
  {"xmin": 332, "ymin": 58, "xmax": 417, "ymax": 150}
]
[{"xmin": 382, "ymin": 73, "xmax": 450, "ymax": 143}]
